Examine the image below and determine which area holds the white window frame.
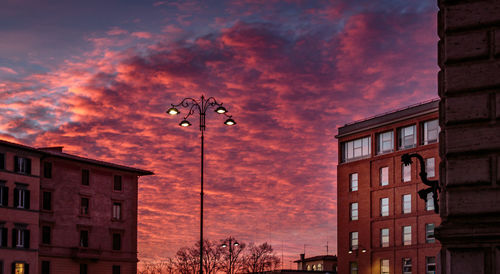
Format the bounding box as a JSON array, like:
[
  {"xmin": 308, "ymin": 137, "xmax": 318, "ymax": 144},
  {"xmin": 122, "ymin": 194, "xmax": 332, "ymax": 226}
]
[
  {"xmin": 350, "ymin": 202, "xmax": 358, "ymax": 221},
  {"xmin": 16, "ymin": 229, "xmax": 25, "ymax": 247},
  {"xmin": 381, "ymin": 259, "xmax": 389, "ymax": 274},
  {"xmin": 350, "ymin": 231, "xmax": 358, "ymax": 250},
  {"xmin": 377, "ymin": 131, "xmax": 394, "ymax": 154},
  {"xmin": 426, "ymin": 257, "xmax": 436, "ymax": 274},
  {"xmin": 403, "ymin": 258, "xmax": 412, "ymax": 274},
  {"xmin": 426, "ymin": 192, "xmax": 435, "ymax": 211},
  {"xmin": 380, "ymin": 167, "xmax": 389, "ymax": 186},
  {"xmin": 380, "ymin": 228, "xmax": 389, "ymax": 247},
  {"xmin": 398, "ymin": 125, "xmax": 416, "ymax": 149},
  {"xmin": 403, "ymin": 226, "xmax": 412, "ymax": 246},
  {"xmin": 343, "ymin": 137, "xmax": 371, "ymax": 162},
  {"xmin": 380, "ymin": 198, "xmax": 389, "ymax": 217},
  {"xmin": 402, "ymin": 163, "xmax": 411, "ymax": 182},
  {"xmin": 403, "ymin": 194, "xmax": 411, "ymax": 214},
  {"xmin": 113, "ymin": 203, "xmax": 121, "ymax": 220},
  {"xmin": 426, "ymin": 158, "xmax": 435, "ymax": 178},
  {"xmin": 17, "ymin": 188, "xmax": 26, "ymax": 209},
  {"xmin": 426, "ymin": 223, "xmax": 435, "ymax": 243},
  {"xmin": 423, "ymin": 119, "xmax": 439, "ymax": 145},
  {"xmin": 350, "ymin": 173, "xmax": 358, "ymax": 192}
]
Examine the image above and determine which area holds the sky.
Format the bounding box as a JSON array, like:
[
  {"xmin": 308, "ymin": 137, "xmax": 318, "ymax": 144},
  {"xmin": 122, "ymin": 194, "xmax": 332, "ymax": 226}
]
[{"xmin": 0, "ymin": 0, "xmax": 438, "ymax": 267}]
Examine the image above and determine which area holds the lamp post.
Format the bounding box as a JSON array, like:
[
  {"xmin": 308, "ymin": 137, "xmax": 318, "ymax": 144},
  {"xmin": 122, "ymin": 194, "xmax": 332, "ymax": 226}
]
[
  {"xmin": 166, "ymin": 95, "xmax": 236, "ymax": 274},
  {"xmin": 221, "ymin": 237, "xmax": 240, "ymax": 274}
]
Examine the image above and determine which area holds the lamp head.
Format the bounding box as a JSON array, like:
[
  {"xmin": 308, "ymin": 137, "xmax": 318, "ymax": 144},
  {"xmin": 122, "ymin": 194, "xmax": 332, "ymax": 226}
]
[
  {"xmin": 224, "ymin": 118, "xmax": 236, "ymax": 126},
  {"xmin": 167, "ymin": 107, "xmax": 180, "ymax": 115},
  {"xmin": 348, "ymin": 250, "xmax": 353, "ymax": 254},
  {"xmin": 234, "ymin": 241, "xmax": 239, "ymax": 246},
  {"xmin": 215, "ymin": 106, "xmax": 227, "ymax": 114},
  {"xmin": 221, "ymin": 243, "xmax": 227, "ymax": 248},
  {"xmin": 179, "ymin": 120, "xmax": 192, "ymax": 127}
]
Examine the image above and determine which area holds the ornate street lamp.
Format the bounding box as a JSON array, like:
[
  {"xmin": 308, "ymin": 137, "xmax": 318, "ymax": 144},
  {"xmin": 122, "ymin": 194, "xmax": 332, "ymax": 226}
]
[
  {"xmin": 221, "ymin": 237, "xmax": 240, "ymax": 274},
  {"xmin": 167, "ymin": 95, "xmax": 236, "ymax": 274}
]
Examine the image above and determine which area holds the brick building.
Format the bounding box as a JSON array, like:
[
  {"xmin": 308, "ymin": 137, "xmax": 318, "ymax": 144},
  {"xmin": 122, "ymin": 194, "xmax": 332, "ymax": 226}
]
[
  {"xmin": 336, "ymin": 100, "xmax": 441, "ymax": 273},
  {"xmin": 0, "ymin": 140, "xmax": 152, "ymax": 274}
]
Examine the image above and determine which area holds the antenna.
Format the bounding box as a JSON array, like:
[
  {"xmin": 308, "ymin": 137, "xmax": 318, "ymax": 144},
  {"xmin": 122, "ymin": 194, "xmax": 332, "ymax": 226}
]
[{"xmin": 325, "ymin": 241, "xmax": 329, "ymax": 255}]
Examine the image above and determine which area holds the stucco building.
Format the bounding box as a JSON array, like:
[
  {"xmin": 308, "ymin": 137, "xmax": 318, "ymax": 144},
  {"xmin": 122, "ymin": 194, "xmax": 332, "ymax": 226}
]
[
  {"xmin": 336, "ymin": 100, "xmax": 441, "ymax": 273},
  {"xmin": 0, "ymin": 140, "xmax": 152, "ymax": 274},
  {"xmin": 294, "ymin": 254, "xmax": 337, "ymax": 273}
]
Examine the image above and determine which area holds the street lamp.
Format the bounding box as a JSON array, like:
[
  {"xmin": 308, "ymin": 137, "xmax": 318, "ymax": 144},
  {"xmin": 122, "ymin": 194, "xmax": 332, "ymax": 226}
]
[
  {"xmin": 221, "ymin": 237, "xmax": 240, "ymax": 274},
  {"xmin": 166, "ymin": 95, "xmax": 236, "ymax": 274}
]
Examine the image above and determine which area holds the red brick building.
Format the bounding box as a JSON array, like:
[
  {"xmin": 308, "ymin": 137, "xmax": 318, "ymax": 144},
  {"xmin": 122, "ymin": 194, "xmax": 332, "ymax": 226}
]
[
  {"xmin": 336, "ymin": 100, "xmax": 441, "ymax": 274},
  {"xmin": 0, "ymin": 140, "xmax": 152, "ymax": 274}
]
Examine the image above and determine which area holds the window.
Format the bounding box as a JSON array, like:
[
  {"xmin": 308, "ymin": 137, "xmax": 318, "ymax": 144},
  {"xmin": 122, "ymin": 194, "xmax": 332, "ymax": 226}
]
[
  {"xmin": 398, "ymin": 125, "xmax": 416, "ymax": 150},
  {"xmin": 380, "ymin": 167, "xmax": 389, "ymax": 186},
  {"xmin": 80, "ymin": 264, "xmax": 88, "ymax": 274},
  {"xmin": 380, "ymin": 198, "xmax": 389, "ymax": 216},
  {"xmin": 14, "ymin": 186, "xmax": 30, "ymax": 209},
  {"xmin": 112, "ymin": 233, "xmax": 121, "ymax": 250},
  {"xmin": 42, "ymin": 191, "xmax": 52, "ymax": 211},
  {"xmin": 402, "ymin": 258, "xmax": 412, "ymax": 274},
  {"xmin": 426, "ymin": 223, "xmax": 435, "ymax": 243},
  {"xmin": 41, "ymin": 261, "xmax": 50, "ymax": 274},
  {"xmin": 426, "ymin": 158, "xmax": 435, "ymax": 178},
  {"xmin": 380, "ymin": 259, "xmax": 389, "ymax": 274},
  {"xmin": 82, "ymin": 169, "xmax": 89, "ymax": 186},
  {"xmin": 350, "ymin": 262, "xmax": 358, "ymax": 274},
  {"xmin": 112, "ymin": 203, "xmax": 121, "ymax": 220},
  {"xmin": 0, "ymin": 261, "xmax": 2, "ymax": 274},
  {"xmin": 402, "ymin": 194, "xmax": 411, "ymax": 214},
  {"xmin": 426, "ymin": 192, "xmax": 434, "ymax": 211},
  {"xmin": 42, "ymin": 226, "xmax": 51, "ymax": 245},
  {"xmin": 350, "ymin": 203, "xmax": 358, "ymax": 221},
  {"xmin": 422, "ymin": 119, "xmax": 439, "ymax": 145},
  {"xmin": 350, "ymin": 173, "xmax": 358, "ymax": 192},
  {"xmin": 0, "ymin": 153, "xmax": 4, "ymax": 169},
  {"xmin": 350, "ymin": 232, "xmax": 358, "ymax": 250},
  {"xmin": 80, "ymin": 230, "xmax": 88, "ymax": 248},
  {"xmin": 403, "ymin": 226, "xmax": 412, "ymax": 246},
  {"xmin": 426, "ymin": 257, "xmax": 436, "ymax": 274},
  {"xmin": 112, "ymin": 265, "xmax": 121, "ymax": 274},
  {"xmin": 14, "ymin": 156, "xmax": 31, "ymax": 175},
  {"xmin": 81, "ymin": 198, "xmax": 89, "ymax": 216},
  {"xmin": 1, "ymin": 226, "xmax": 7, "ymax": 247},
  {"xmin": 13, "ymin": 262, "xmax": 29, "ymax": 274},
  {"xmin": 380, "ymin": 228, "xmax": 389, "ymax": 247},
  {"xmin": 12, "ymin": 228, "xmax": 30, "ymax": 248},
  {"xmin": 402, "ymin": 163, "xmax": 411, "ymax": 182},
  {"xmin": 43, "ymin": 162, "xmax": 52, "ymax": 179},
  {"xmin": 114, "ymin": 175, "xmax": 122, "ymax": 191},
  {"xmin": 0, "ymin": 182, "xmax": 8, "ymax": 206},
  {"xmin": 342, "ymin": 136, "xmax": 371, "ymax": 162},
  {"xmin": 377, "ymin": 131, "xmax": 394, "ymax": 154}
]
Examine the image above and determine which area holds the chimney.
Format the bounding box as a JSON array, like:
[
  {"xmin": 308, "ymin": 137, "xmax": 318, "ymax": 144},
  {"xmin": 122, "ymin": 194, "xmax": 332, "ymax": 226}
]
[
  {"xmin": 300, "ymin": 254, "xmax": 305, "ymax": 270},
  {"xmin": 38, "ymin": 146, "xmax": 64, "ymax": 152}
]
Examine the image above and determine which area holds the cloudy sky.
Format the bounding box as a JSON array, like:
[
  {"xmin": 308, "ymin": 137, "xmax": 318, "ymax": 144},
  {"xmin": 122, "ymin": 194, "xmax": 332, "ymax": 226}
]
[{"xmin": 0, "ymin": 0, "xmax": 438, "ymax": 266}]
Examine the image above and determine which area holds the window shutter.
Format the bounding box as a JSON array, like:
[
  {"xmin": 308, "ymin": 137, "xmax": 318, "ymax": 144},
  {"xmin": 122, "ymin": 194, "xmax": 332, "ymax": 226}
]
[
  {"xmin": 25, "ymin": 190, "xmax": 30, "ymax": 209},
  {"xmin": 12, "ymin": 229, "xmax": 17, "ymax": 247},
  {"xmin": 11, "ymin": 262, "xmax": 15, "ymax": 274},
  {"xmin": 2, "ymin": 227, "xmax": 7, "ymax": 247},
  {"xmin": 2, "ymin": 186, "xmax": 8, "ymax": 206},
  {"xmin": 25, "ymin": 263, "xmax": 29, "ymax": 274},
  {"xmin": 14, "ymin": 156, "xmax": 19, "ymax": 172},
  {"xmin": 0, "ymin": 153, "xmax": 4, "ymax": 169},
  {"xmin": 24, "ymin": 230, "xmax": 30, "ymax": 248},
  {"xmin": 13, "ymin": 188, "xmax": 18, "ymax": 207},
  {"xmin": 26, "ymin": 158, "xmax": 31, "ymax": 175}
]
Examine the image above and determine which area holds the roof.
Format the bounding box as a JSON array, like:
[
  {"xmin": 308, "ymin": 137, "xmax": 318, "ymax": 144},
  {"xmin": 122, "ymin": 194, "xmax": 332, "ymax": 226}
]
[
  {"xmin": 335, "ymin": 98, "xmax": 439, "ymax": 139},
  {"xmin": 293, "ymin": 255, "xmax": 337, "ymax": 263},
  {"xmin": 0, "ymin": 140, "xmax": 153, "ymax": 175}
]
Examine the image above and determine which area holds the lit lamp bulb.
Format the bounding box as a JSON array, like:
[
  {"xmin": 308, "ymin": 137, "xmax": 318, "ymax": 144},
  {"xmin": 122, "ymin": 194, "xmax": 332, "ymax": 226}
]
[
  {"xmin": 167, "ymin": 107, "xmax": 180, "ymax": 115},
  {"xmin": 215, "ymin": 106, "xmax": 227, "ymax": 114},
  {"xmin": 224, "ymin": 118, "xmax": 236, "ymax": 126},
  {"xmin": 179, "ymin": 120, "xmax": 191, "ymax": 127}
]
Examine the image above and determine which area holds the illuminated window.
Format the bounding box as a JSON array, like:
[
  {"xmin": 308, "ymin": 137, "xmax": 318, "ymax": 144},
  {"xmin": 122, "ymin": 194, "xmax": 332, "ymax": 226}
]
[
  {"xmin": 350, "ymin": 262, "xmax": 358, "ymax": 274},
  {"xmin": 426, "ymin": 257, "xmax": 436, "ymax": 274},
  {"xmin": 426, "ymin": 223, "xmax": 435, "ymax": 243},
  {"xmin": 350, "ymin": 173, "xmax": 358, "ymax": 192},
  {"xmin": 426, "ymin": 192, "xmax": 434, "ymax": 211},
  {"xmin": 403, "ymin": 226, "xmax": 412, "ymax": 246},
  {"xmin": 14, "ymin": 262, "xmax": 28, "ymax": 274},
  {"xmin": 402, "ymin": 194, "xmax": 411, "ymax": 214},
  {"xmin": 112, "ymin": 203, "xmax": 121, "ymax": 220},
  {"xmin": 402, "ymin": 258, "xmax": 412, "ymax": 274},
  {"xmin": 350, "ymin": 232, "xmax": 358, "ymax": 250},
  {"xmin": 380, "ymin": 167, "xmax": 389, "ymax": 186},
  {"xmin": 422, "ymin": 119, "xmax": 439, "ymax": 145},
  {"xmin": 350, "ymin": 203, "xmax": 358, "ymax": 221},
  {"xmin": 342, "ymin": 137, "xmax": 371, "ymax": 162},
  {"xmin": 398, "ymin": 125, "xmax": 416, "ymax": 150},
  {"xmin": 426, "ymin": 158, "xmax": 435, "ymax": 178},
  {"xmin": 402, "ymin": 163, "xmax": 411, "ymax": 182},
  {"xmin": 380, "ymin": 198, "xmax": 389, "ymax": 217},
  {"xmin": 380, "ymin": 228, "xmax": 389, "ymax": 247},
  {"xmin": 377, "ymin": 131, "xmax": 394, "ymax": 154},
  {"xmin": 380, "ymin": 259, "xmax": 389, "ymax": 274}
]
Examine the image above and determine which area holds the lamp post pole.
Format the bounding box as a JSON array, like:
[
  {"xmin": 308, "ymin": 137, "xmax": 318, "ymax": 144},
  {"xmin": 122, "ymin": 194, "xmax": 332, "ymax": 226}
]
[
  {"xmin": 221, "ymin": 237, "xmax": 239, "ymax": 274},
  {"xmin": 167, "ymin": 95, "xmax": 235, "ymax": 274}
]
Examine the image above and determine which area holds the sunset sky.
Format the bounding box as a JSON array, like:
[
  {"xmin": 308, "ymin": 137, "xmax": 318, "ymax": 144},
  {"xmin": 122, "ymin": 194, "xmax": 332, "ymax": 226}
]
[{"xmin": 1, "ymin": 0, "xmax": 438, "ymax": 267}]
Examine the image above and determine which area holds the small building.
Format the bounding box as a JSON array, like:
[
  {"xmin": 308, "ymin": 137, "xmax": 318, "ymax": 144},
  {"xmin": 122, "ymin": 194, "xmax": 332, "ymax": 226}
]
[{"xmin": 294, "ymin": 254, "xmax": 338, "ymax": 273}]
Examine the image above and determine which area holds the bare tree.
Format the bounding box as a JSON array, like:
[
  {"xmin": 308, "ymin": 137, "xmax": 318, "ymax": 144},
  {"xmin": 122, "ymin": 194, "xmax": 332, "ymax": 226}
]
[
  {"xmin": 138, "ymin": 258, "xmax": 175, "ymax": 274},
  {"xmin": 242, "ymin": 242, "xmax": 281, "ymax": 273},
  {"xmin": 175, "ymin": 246, "xmax": 199, "ymax": 274},
  {"xmin": 220, "ymin": 236, "xmax": 246, "ymax": 274}
]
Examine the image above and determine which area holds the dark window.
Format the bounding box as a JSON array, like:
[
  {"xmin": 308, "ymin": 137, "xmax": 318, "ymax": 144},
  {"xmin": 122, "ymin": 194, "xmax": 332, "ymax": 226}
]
[
  {"xmin": 42, "ymin": 226, "xmax": 51, "ymax": 245},
  {"xmin": 402, "ymin": 258, "xmax": 412, "ymax": 274},
  {"xmin": 14, "ymin": 187, "xmax": 30, "ymax": 209},
  {"xmin": 80, "ymin": 230, "xmax": 88, "ymax": 247},
  {"xmin": 14, "ymin": 156, "xmax": 31, "ymax": 175},
  {"xmin": 12, "ymin": 228, "xmax": 30, "ymax": 248},
  {"xmin": 0, "ymin": 260, "xmax": 2, "ymax": 274},
  {"xmin": 42, "ymin": 191, "xmax": 52, "ymax": 211},
  {"xmin": 112, "ymin": 233, "xmax": 121, "ymax": 250},
  {"xmin": 43, "ymin": 162, "xmax": 52, "ymax": 179},
  {"xmin": 350, "ymin": 262, "xmax": 358, "ymax": 274},
  {"xmin": 113, "ymin": 175, "xmax": 122, "ymax": 191},
  {"xmin": 41, "ymin": 261, "xmax": 50, "ymax": 274},
  {"xmin": 426, "ymin": 257, "xmax": 436, "ymax": 274},
  {"xmin": 426, "ymin": 223, "xmax": 435, "ymax": 243},
  {"xmin": 82, "ymin": 170, "xmax": 89, "ymax": 186},
  {"xmin": 112, "ymin": 265, "xmax": 120, "ymax": 274},
  {"xmin": 80, "ymin": 264, "xmax": 88, "ymax": 274},
  {"xmin": 0, "ymin": 184, "xmax": 8, "ymax": 206},
  {"xmin": 0, "ymin": 153, "xmax": 4, "ymax": 169},
  {"xmin": 0, "ymin": 227, "xmax": 7, "ymax": 247},
  {"xmin": 80, "ymin": 198, "xmax": 89, "ymax": 215}
]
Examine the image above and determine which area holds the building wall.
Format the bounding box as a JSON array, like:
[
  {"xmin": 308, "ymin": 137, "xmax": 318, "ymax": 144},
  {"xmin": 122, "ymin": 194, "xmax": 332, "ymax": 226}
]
[
  {"xmin": 337, "ymin": 110, "xmax": 441, "ymax": 273},
  {"xmin": 437, "ymin": 0, "xmax": 500, "ymax": 273},
  {"xmin": 0, "ymin": 146, "xmax": 41, "ymax": 274},
  {"xmin": 39, "ymin": 156, "xmax": 140, "ymax": 274}
]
